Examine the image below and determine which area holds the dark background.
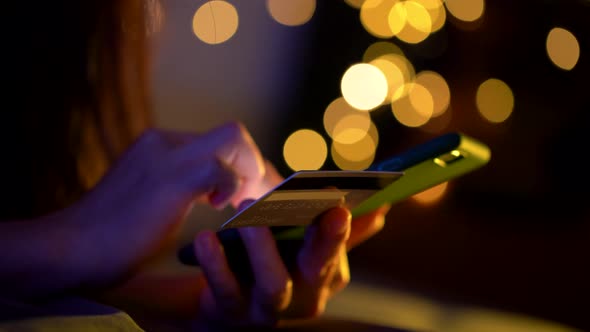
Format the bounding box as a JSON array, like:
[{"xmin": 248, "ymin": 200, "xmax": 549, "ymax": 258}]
[{"xmin": 267, "ymin": 0, "xmax": 590, "ymax": 330}]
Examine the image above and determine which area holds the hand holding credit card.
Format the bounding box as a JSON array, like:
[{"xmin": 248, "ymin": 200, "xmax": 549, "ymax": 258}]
[{"xmin": 178, "ymin": 132, "xmax": 491, "ymax": 273}]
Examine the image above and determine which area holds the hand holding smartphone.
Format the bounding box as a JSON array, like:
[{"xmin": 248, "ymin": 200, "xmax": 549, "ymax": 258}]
[{"xmin": 177, "ymin": 132, "xmax": 491, "ymax": 277}]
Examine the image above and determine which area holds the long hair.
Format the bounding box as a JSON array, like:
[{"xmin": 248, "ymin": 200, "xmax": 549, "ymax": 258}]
[{"xmin": 1, "ymin": 0, "xmax": 154, "ymax": 219}]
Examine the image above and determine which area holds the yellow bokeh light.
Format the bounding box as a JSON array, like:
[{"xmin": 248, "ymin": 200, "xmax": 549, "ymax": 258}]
[
  {"xmin": 444, "ymin": 0, "xmax": 484, "ymax": 22},
  {"xmin": 375, "ymin": 54, "xmax": 416, "ymax": 101},
  {"xmin": 414, "ymin": 70, "xmax": 450, "ymax": 117},
  {"xmin": 476, "ymin": 78, "xmax": 514, "ymax": 123},
  {"xmin": 408, "ymin": 83, "xmax": 435, "ymax": 117},
  {"xmin": 332, "ymin": 122, "xmax": 379, "ymax": 170},
  {"xmin": 323, "ymin": 97, "xmax": 372, "ymax": 144},
  {"xmin": 341, "ymin": 63, "xmax": 389, "ymax": 111},
  {"xmin": 388, "ymin": 2, "xmax": 407, "ymax": 36},
  {"xmin": 333, "ymin": 132, "xmax": 376, "ymax": 162},
  {"xmin": 405, "ymin": 1, "xmax": 432, "ymax": 32},
  {"xmin": 546, "ymin": 27, "xmax": 580, "ymax": 71},
  {"xmin": 412, "ymin": 182, "xmax": 448, "ymax": 204},
  {"xmin": 193, "ymin": 1, "xmax": 239, "ymax": 45},
  {"xmin": 360, "ymin": 0, "xmax": 400, "ymax": 38},
  {"xmin": 413, "ymin": 0, "xmax": 446, "ymax": 32},
  {"xmin": 332, "ymin": 145, "xmax": 376, "ymax": 171},
  {"xmin": 370, "ymin": 58, "xmax": 406, "ymax": 105},
  {"xmin": 392, "ymin": 1, "xmax": 432, "ymax": 44},
  {"xmin": 392, "ymin": 83, "xmax": 434, "ymax": 127},
  {"xmin": 345, "ymin": 0, "xmax": 366, "ymax": 9},
  {"xmin": 363, "ymin": 41, "xmax": 405, "ymax": 63},
  {"xmin": 267, "ymin": 0, "xmax": 316, "ymax": 26},
  {"xmin": 333, "ymin": 116, "xmax": 372, "ymax": 144},
  {"xmin": 283, "ymin": 129, "xmax": 327, "ymax": 171}
]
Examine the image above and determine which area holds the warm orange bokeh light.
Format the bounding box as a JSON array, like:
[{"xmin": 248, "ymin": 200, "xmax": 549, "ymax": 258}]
[
  {"xmin": 193, "ymin": 1, "xmax": 239, "ymax": 44},
  {"xmin": 445, "ymin": 0, "xmax": 484, "ymax": 22},
  {"xmin": 360, "ymin": 0, "xmax": 399, "ymax": 38},
  {"xmin": 363, "ymin": 41, "xmax": 405, "ymax": 63},
  {"xmin": 390, "ymin": 1, "xmax": 433, "ymax": 44},
  {"xmin": 283, "ymin": 129, "xmax": 327, "ymax": 171},
  {"xmin": 331, "ymin": 122, "xmax": 379, "ymax": 170},
  {"xmin": 392, "ymin": 83, "xmax": 434, "ymax": 127},
  {"xmin": 267, "ymin": 0, "xmax": 316, "ymax": 26},
  {"xmin": 323, "ymin": 97, "xmax": 372, "ymax": 144},
  {"xmin": 476, "ymin": 78, "xmax": 514, "ymax": 123},
  {"xmin": 546, "ymin": 27, "xmax": 580, "ymax": 71},
  {"xmin": 414, "ymin": 71, "xmax": 450, "ymax": 117}
]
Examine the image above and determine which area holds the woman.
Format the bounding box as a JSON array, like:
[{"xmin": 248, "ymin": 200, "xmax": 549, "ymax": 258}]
[{"xmin": 0, "ymin": 1, "xmax": 389, "ymax": 330}]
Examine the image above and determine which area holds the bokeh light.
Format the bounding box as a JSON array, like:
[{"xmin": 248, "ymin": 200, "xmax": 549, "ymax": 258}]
[
  {"xmin": 390, "ymin": 1, "xmax": 433, "ymax": 44},
  {"xmin": 387, "ymin": 2, "xmax": 407, "ymax": 36},
  {"xmin": 345, "ymin": 0, "xmax": 366, "ymax": 9},
  {"xmin": 370, "ymin": 57, "xmax": 406, "ymax": 105},
  {"xmin": 193, "ymin": 1, "xmax": 239, "ymax": 44},
  {"xmin": 412, "ymin": 182, "xmax": 448, "ymax": 204},
  {"xmin": 341, "ymin": 63, "xmax": 389, "ymax": 111},
  {"xmin": 414, "ymin": 70, "xmax": 450, "ymax": 117},
  {"xmin": 408, "ymin": 84, "xmax": 435, "ymax": 118},
  {"xmin": 392, "ymin": 83, "xmax": 434, "ymax": 127},
  {"xmin": 267, "ymin": 0, "xmax": 316, "ymax": 26},
  {"xmin": 283, "ymin": 129, "xmax": 327, "ymax": 171},
  {"xmin": 444, "ymin": 0, "xmax": 485, "ymax": 22},
  {"xmin": 360, "ymin": 0, "xmax": 399, "ymax": 38},
  {"xmin": 375, "ymin": 54, "xmax": 416, "ymax": 101},
  {"xmin": 332, "ymin": 121, "xmax": 379, "ymax": 170},
  {"xmin": 546, "ymin": 27, "xmax": 580, "ymax": 71},
  {"xmin": 324, "ymin": 97, "xmax": 372, "ymax": 144},
  {"xmin": 476, "ymin": 78, "xmax": 514, "ymax": 123},
  {"xmin": 363, "ymin": 41, "xmax": 405, "ymax": 62},
  {"xmin": 413, "ymin": 0, "xmax": 446, "ymax": 32}
]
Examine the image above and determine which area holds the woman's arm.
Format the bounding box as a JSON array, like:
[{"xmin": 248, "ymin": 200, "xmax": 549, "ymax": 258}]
[
  {"xmin": 0, "ymin": 212, "xmax": 82, "ymax": 300},
  {"xmin": 0, "ymin": 122, "xmax": 263, "ymax": 302}
]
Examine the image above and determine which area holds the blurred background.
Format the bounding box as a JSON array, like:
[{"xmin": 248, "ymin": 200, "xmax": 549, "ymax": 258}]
[{"xmin": 150, "ymin": 0, "xmax": 589, "ymax": 331}]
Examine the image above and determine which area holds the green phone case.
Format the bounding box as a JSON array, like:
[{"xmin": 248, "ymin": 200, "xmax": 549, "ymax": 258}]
[{"xmin": 275, "ymin": 133, "xmax": 491, "ymax": 240}]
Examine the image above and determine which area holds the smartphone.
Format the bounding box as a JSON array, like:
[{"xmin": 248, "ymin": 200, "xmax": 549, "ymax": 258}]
[{"xmin": 177, "ymin": 132, "xmax": 490, "ymax": 279}]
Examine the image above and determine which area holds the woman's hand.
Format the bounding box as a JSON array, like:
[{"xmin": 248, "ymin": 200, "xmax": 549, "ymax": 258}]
[
  {"xmin": 190, "ymin": 162, "xmax": 390, "ymax": 330},
  {"xmin": 60, "ymin": 122, "xmax": 267, "ymax": 290}
]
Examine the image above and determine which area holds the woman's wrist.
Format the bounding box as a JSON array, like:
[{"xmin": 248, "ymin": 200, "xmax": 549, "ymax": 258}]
[
  {"xmin": 39, "ymin": 209, "xmax": 95, "ymax": 295},
  {"xmin": 0, "ymin": 209, "xmax": 91, "ymax": 299}
]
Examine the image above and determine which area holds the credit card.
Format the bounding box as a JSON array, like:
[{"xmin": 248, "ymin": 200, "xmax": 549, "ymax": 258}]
[{"xmin": 220, "ymin": 171, "xmax": 403, "ymax": 229}]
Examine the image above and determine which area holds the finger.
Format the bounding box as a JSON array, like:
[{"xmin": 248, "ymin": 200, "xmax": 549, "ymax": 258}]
[
  {"xmin": 328, "ymin": 246, "xmax": 350, "ymax": 295},
  {"xmin": 259, "ymin": 159, "xmax": 285, "ymax": 193},
  {"xmin": 297, "ymin": 207, "xmax": 351, "ymax": 286},
  {"xmin": 182, "ymin": 122, "xmax": 266, "ymax": 206},
  {"xmin": 178, "ymin": 158, "xmax": 240, "ymax": 210},
  {"xmin": 238, "ymin": 227, "xmax": 293, "ymax": 317},
  {"xmin": 347, "ymin": 204, "xmax": 390, "ymax": 250},
  {"xmin": 193, "ymin": 231, "xmax": 245, "ymax": 317}
]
